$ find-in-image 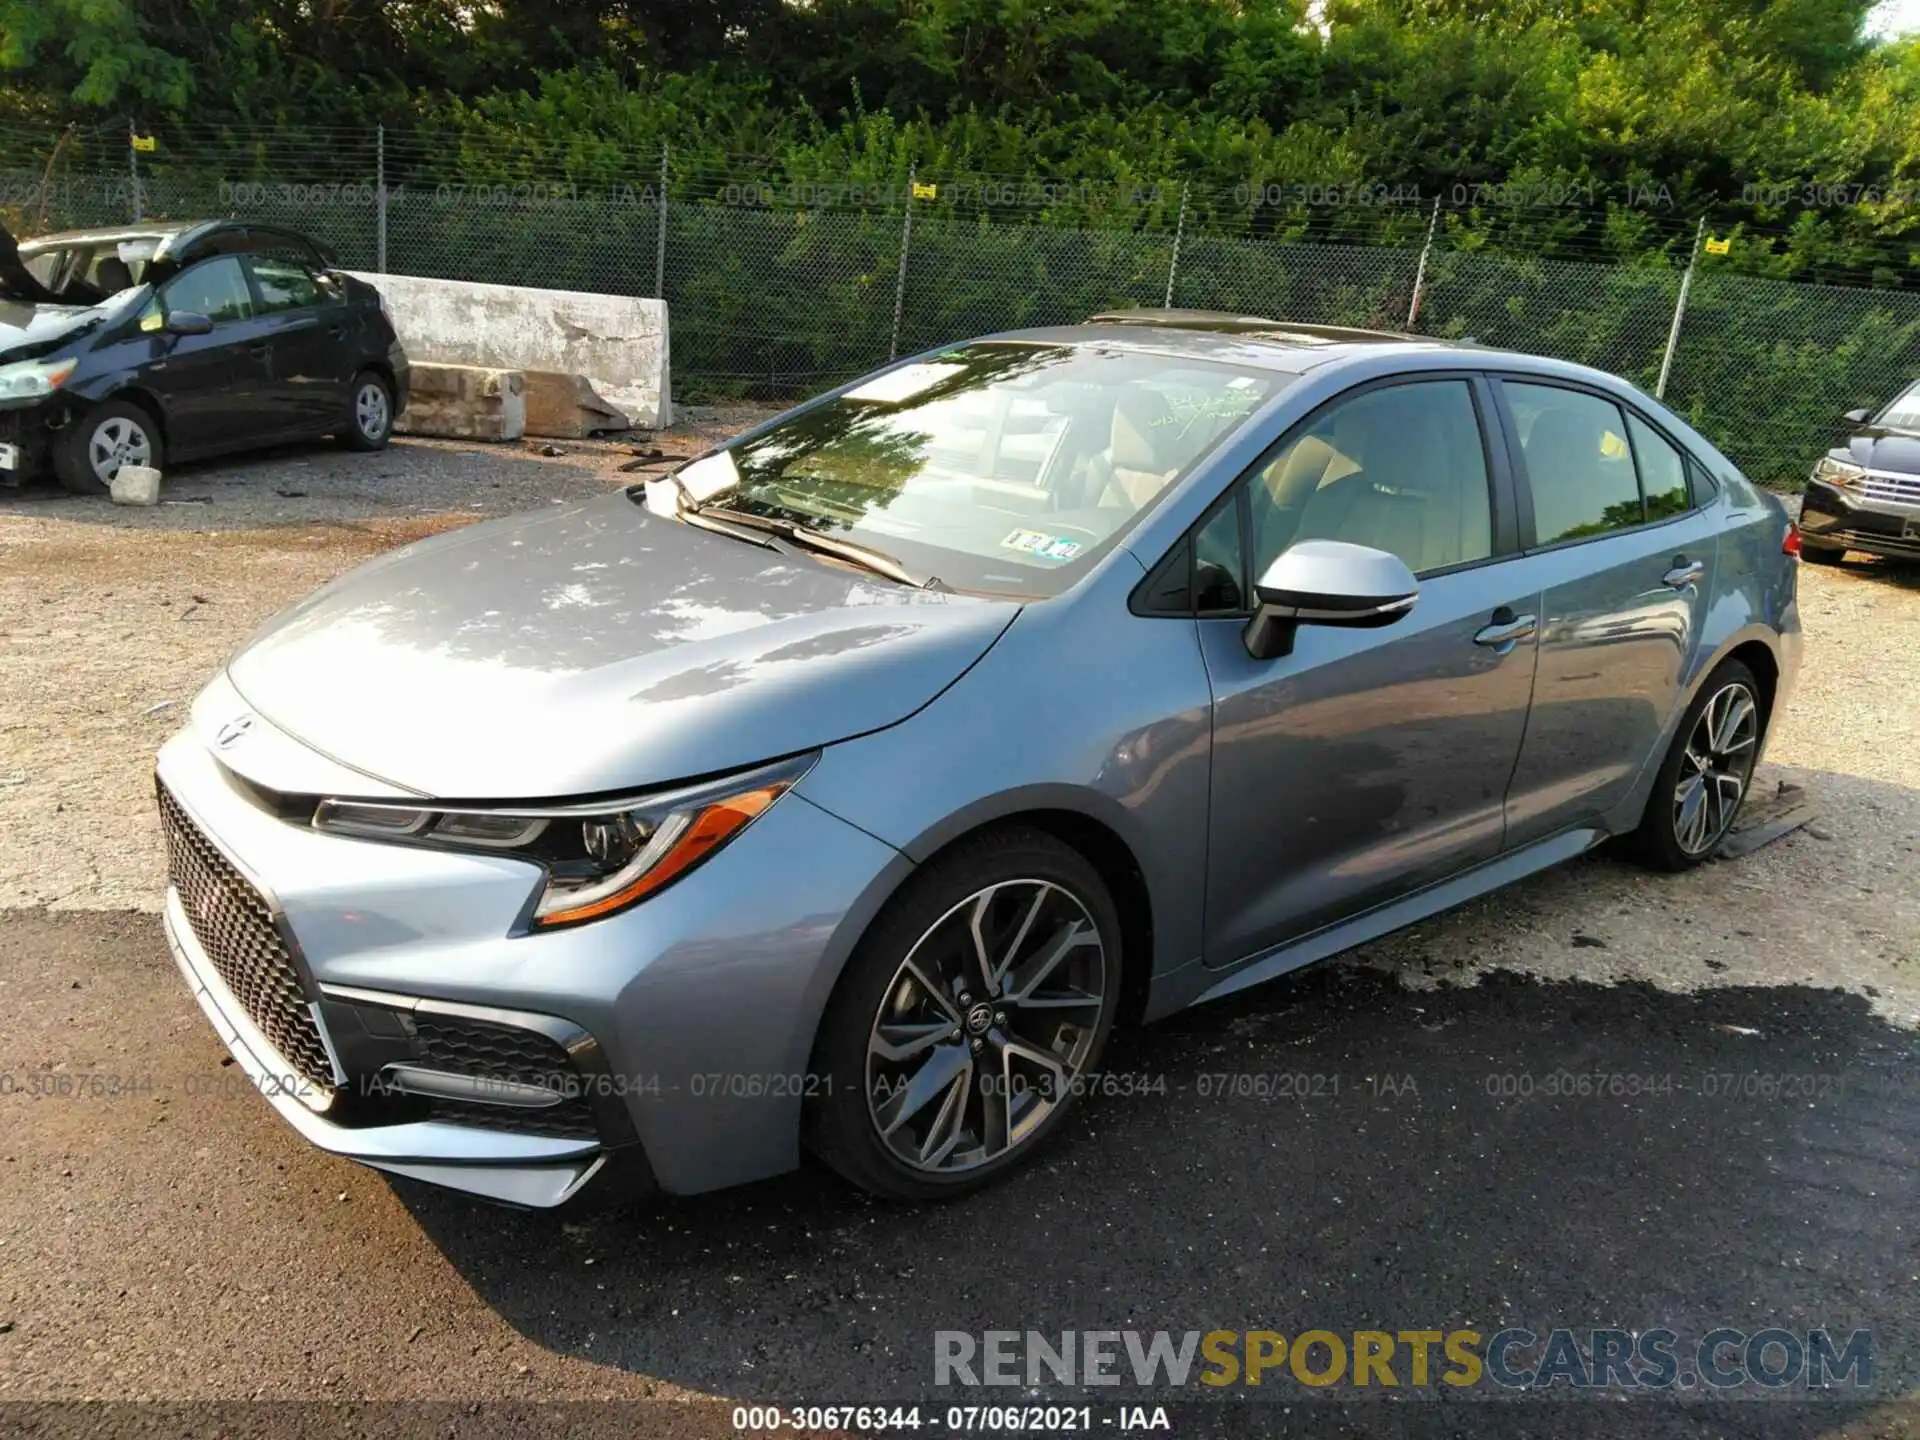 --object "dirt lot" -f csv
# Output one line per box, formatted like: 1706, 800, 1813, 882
2, 437, 1919, 1426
